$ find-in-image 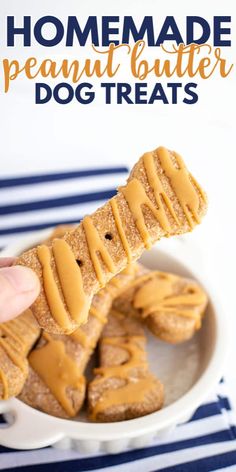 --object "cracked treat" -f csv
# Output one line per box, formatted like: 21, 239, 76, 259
113, 269, 208, 343
16, 146, 207, 334
88, 309, 164, 422
0, 309, 40, 400
19, 265, 140, 418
